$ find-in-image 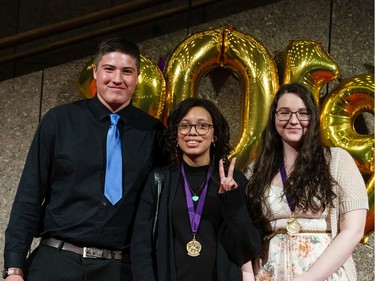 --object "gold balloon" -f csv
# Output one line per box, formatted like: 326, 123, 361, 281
76, 60, 96, 99
164, 27, 279, 169
283, 40, 339, 103
76, 55, 166, 120
163, 28, 224, 118
320, 74, 374, 173
134, 54, 166, 120
320, 73, 374, 241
